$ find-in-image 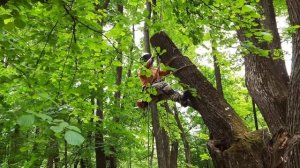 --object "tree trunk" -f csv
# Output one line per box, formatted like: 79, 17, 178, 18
144, 0, 152, 53
260, 0, 289, 84
174, 106, 192, 167
95, 96, 106, 168
144, 2, 170, 167
150, 31, 272, 167
169, 141, 179, 168
47, 138, 60, 168
211, 40, 224, 96
213, 55, 223, 97
107, 4, 124, 168
237, 29, 288, 134
162, 128, 170, 168
150, 101, 168, 168
284, 0, 300, 167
